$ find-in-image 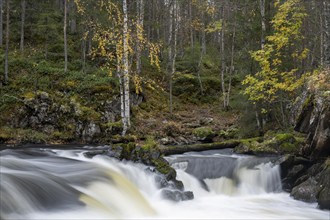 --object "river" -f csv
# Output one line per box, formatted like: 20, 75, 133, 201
1, 146, 329, 219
